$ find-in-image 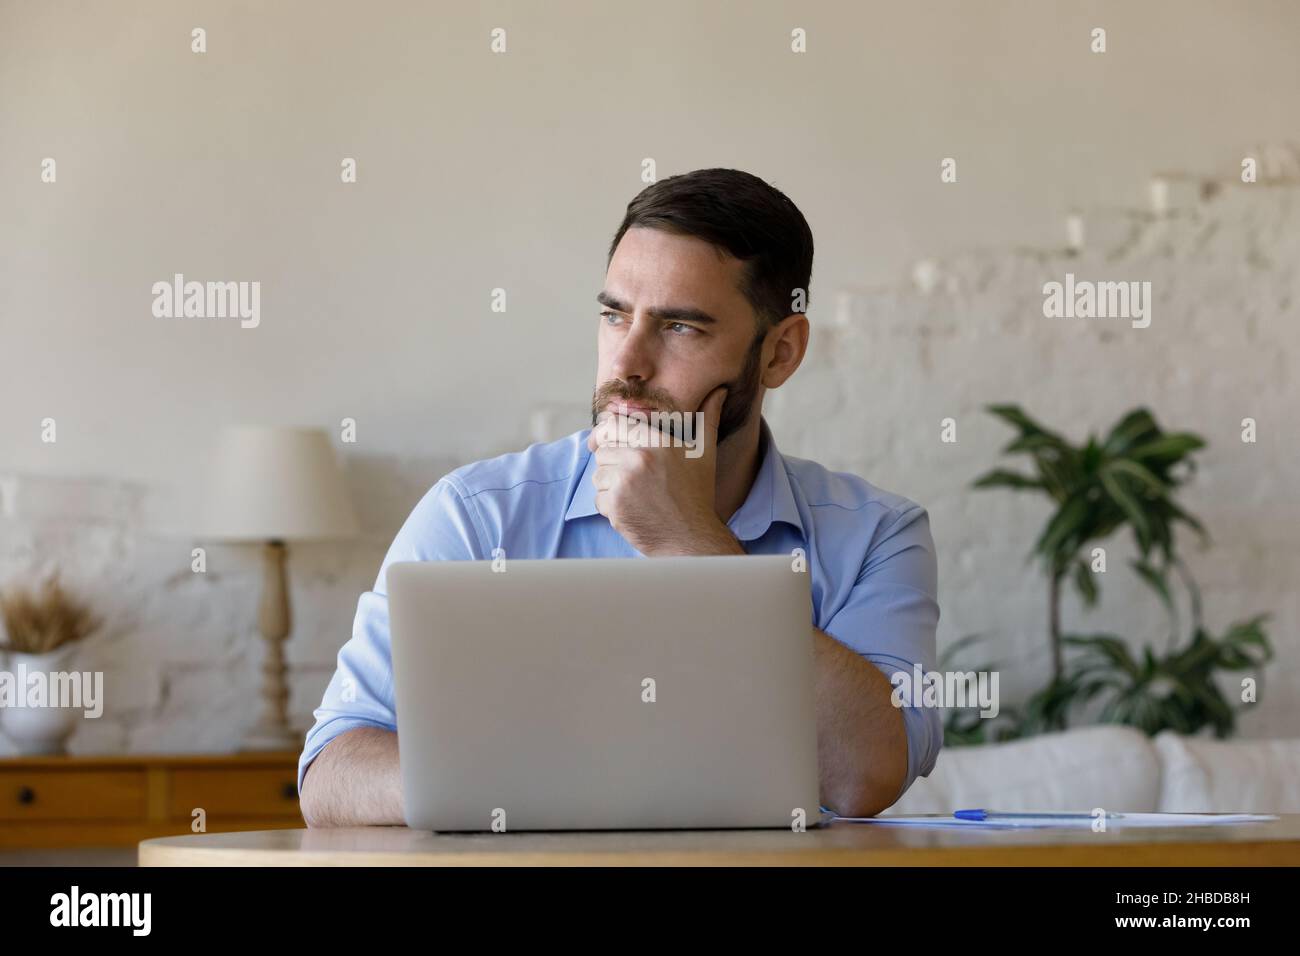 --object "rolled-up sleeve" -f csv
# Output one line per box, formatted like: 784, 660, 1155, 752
820, 504, 942, 807
297, 477, 486, 792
